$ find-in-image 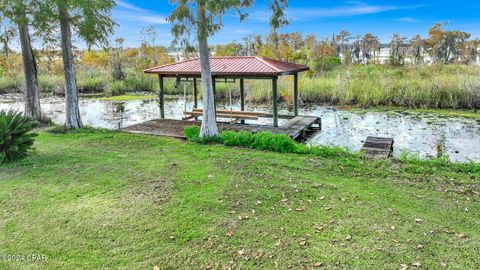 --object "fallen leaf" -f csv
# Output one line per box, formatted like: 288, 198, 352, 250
345, 235, 352, 241
281, 198, 289, 203
226, 230, 235, 237
315, 226, 324, 232
456, 233, 467, 239
238, 249, 245, 255
319, 196, 325, 200
440, 262, 447, 267
324, 207, 332, 210
274, 239, 282, 247
314, 262, 323, 267
299, 240, 306, 246
400, 264, 409, 270
416, 244, 424, 250
256, 200, 262, 205
391, 226, 396, 230
295, 208, 305, 212
153, 266, 160, 270
411, 262, 421, 267
415, 218, 423, 223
